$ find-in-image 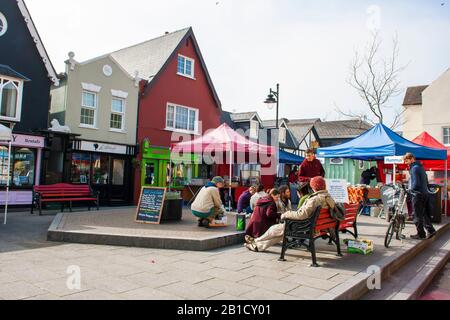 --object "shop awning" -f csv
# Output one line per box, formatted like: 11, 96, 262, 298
317, 124, 447, 161
171, 123, 275, 157
407, 132, 449, 171
279, 150, 305, 164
